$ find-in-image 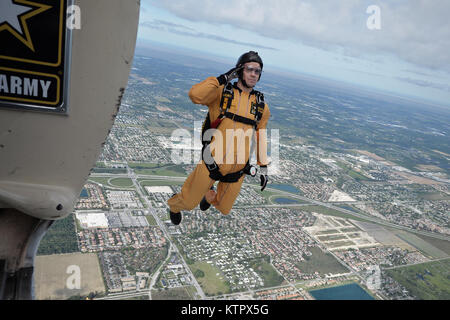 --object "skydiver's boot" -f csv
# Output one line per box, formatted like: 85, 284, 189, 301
169, 193, 182, 225
199, 197, 210, 211
200, 187, 216, 211
170, 210, 182, 225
